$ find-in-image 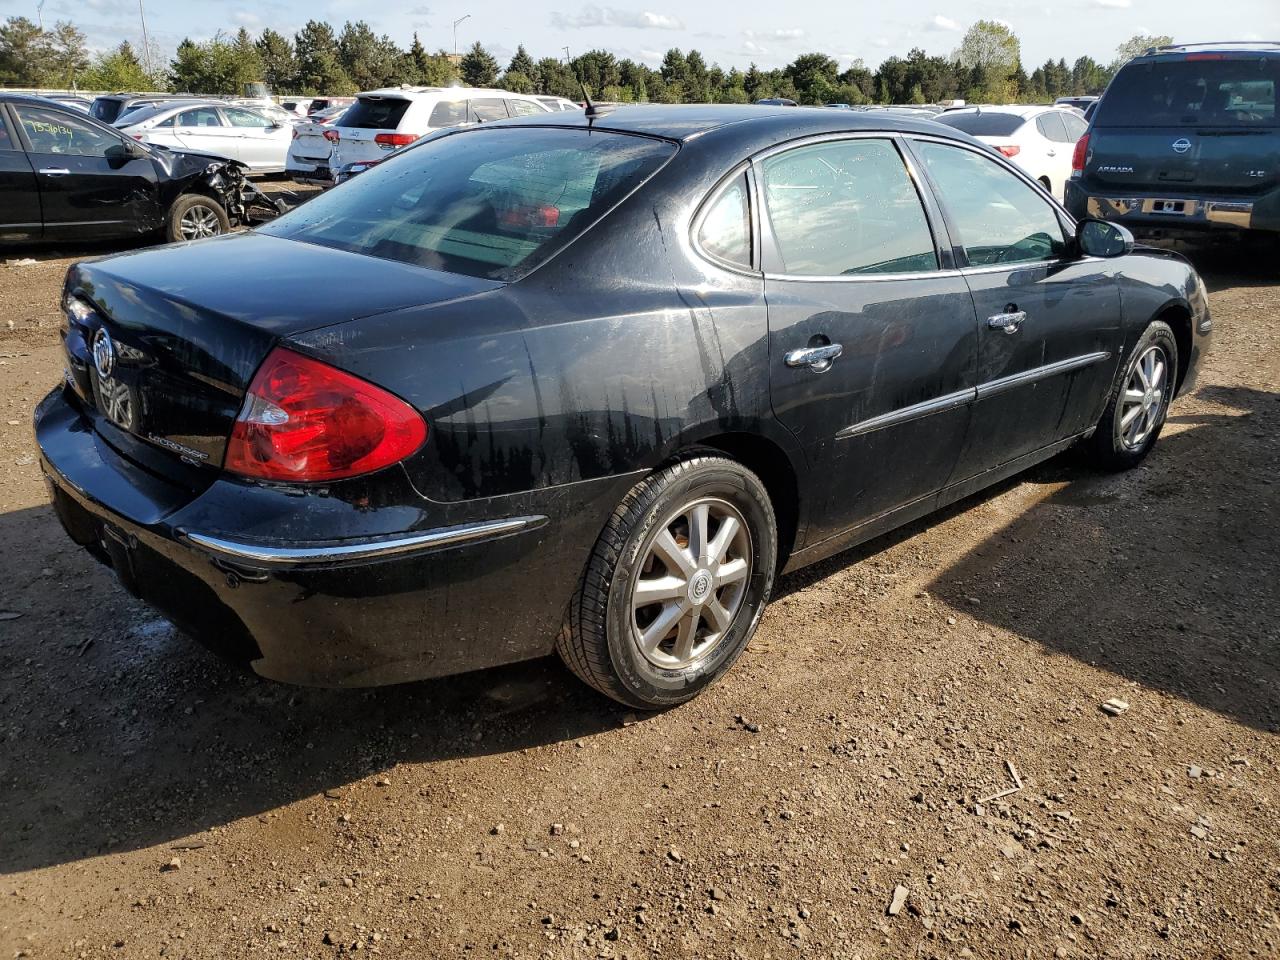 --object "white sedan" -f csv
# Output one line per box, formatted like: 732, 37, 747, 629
116, 101, 294, 174
934, 105, 1088, 201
